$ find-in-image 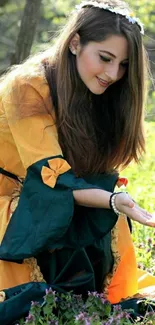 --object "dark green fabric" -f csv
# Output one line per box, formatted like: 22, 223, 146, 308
0, 282, 62, 325
37, 243, 113, 294
114, 298, 155, 320
0, 155, 120, 323
0, 155, 118, 262
0, 156, 154, 324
